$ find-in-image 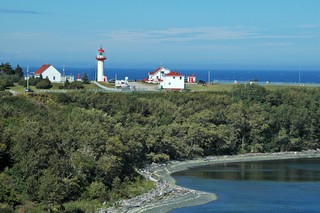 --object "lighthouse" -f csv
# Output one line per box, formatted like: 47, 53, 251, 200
96, 47, 107, 82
